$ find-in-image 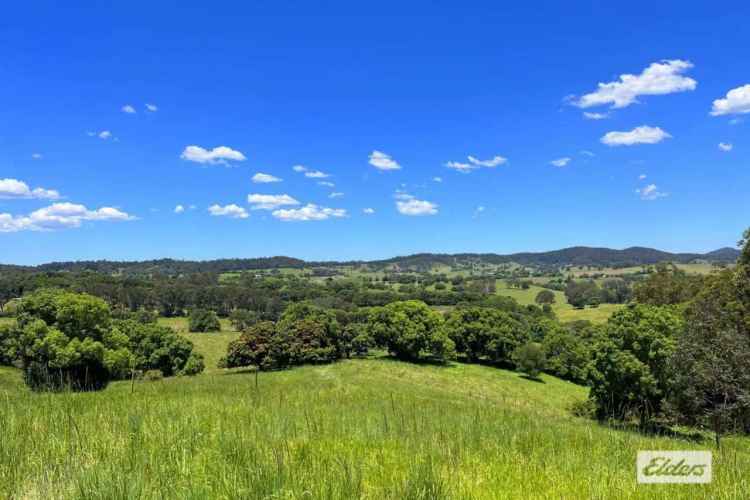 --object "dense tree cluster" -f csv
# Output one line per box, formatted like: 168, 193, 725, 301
0, 289, 204, 391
